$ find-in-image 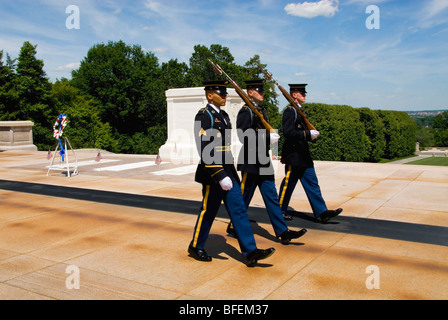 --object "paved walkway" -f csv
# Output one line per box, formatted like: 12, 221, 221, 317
0, 149, 447, 301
